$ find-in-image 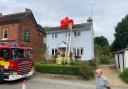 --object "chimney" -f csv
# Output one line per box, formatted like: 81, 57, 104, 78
0, 13, 2, 17
25, 8, 32, 13
87, 17, 93, 23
